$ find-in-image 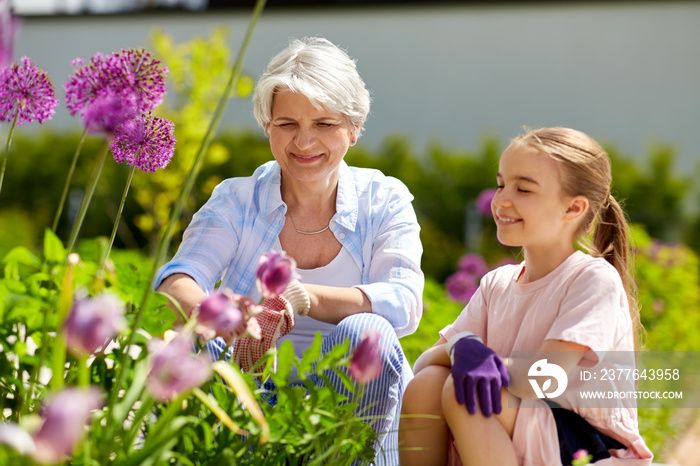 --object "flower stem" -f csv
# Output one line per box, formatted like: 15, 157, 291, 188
52, 127, 89, 233
104, 0, 267, 421
104, 165, 136, 263
0, 112, 19, 196
66, 137, 111, 254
